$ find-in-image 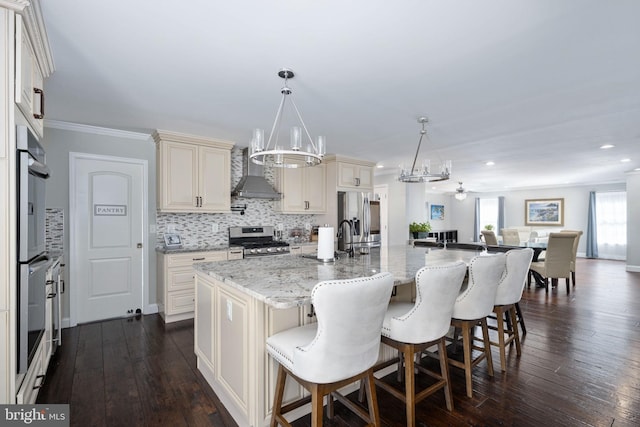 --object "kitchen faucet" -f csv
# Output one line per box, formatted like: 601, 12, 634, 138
337, 219, 355, 257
